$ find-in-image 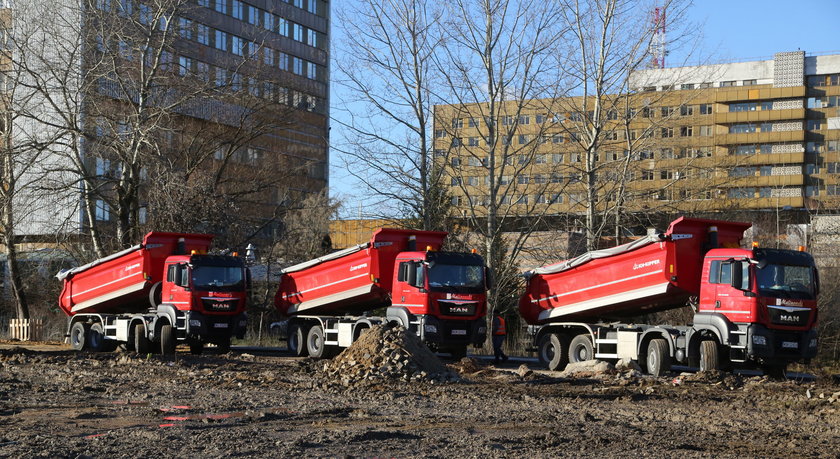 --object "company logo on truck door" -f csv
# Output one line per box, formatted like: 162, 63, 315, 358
349, 263, 368, 272
633, 259, 660, 270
